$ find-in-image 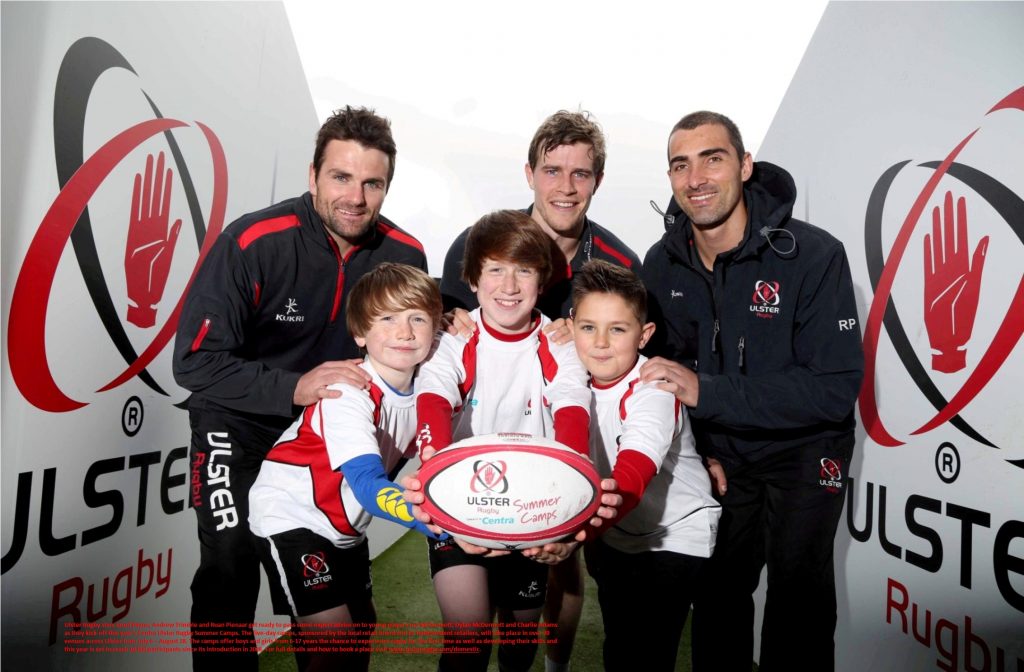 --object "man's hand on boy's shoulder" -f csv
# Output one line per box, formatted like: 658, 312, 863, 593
639, 356, 700, 408
542, 317, 571, 345
293, 359, 371, 406
443, 307, 477, 339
